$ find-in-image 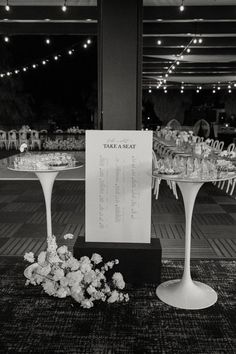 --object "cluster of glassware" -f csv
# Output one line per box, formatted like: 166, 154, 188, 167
13, 152, 76, 170
154, 156, 235, 180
